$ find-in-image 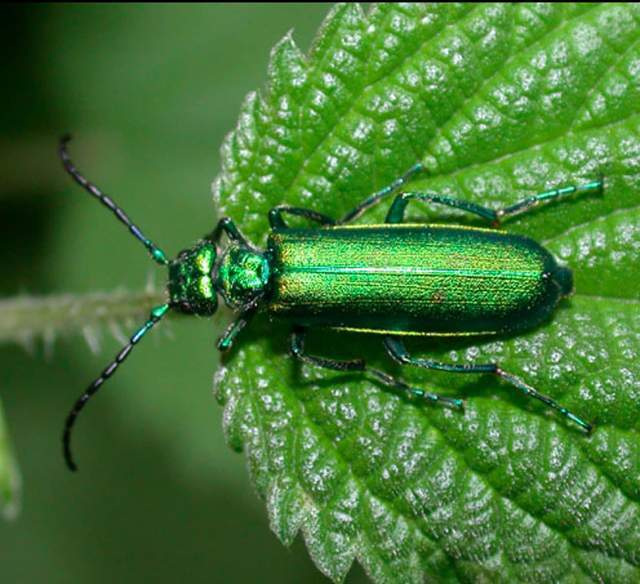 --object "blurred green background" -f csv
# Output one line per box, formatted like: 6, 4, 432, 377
0, 4, 369, 582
